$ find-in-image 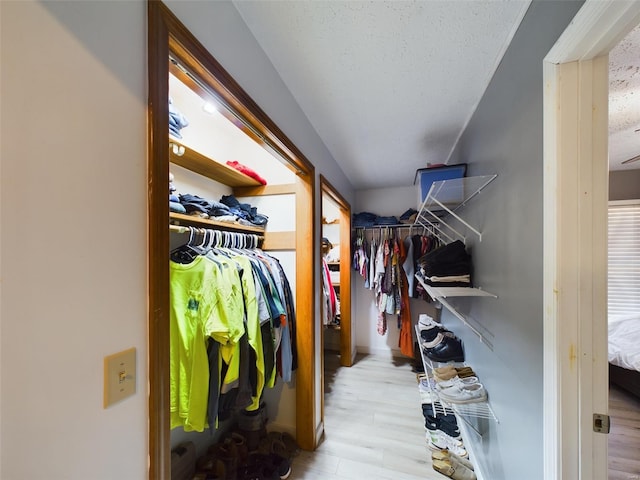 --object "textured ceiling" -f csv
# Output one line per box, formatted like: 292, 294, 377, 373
234, 0, 531, 189
609, 23, 640, 170
234, 2, 639, 187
